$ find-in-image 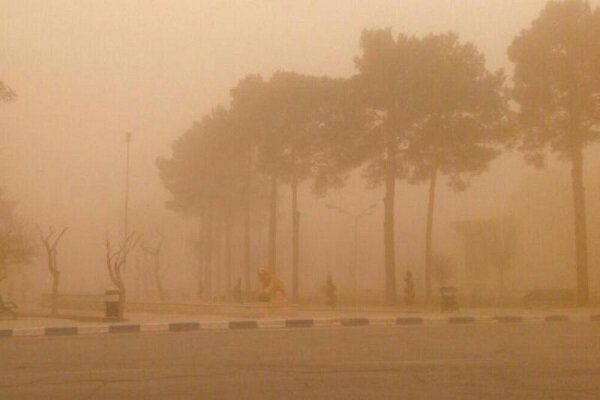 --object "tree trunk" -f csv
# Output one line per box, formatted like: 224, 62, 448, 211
204, 201, 214, 300
153, 251, 164, 301
214, 218, 222, 298
243, 145, 252, 295
51, 271, 60, 316
570, 143, 589, 305
196, 215, 205, 298
291, 175, 300, 303
243, 205, 251, 295
224, 204, 232, 298
383, 139, 397, 305
424, 167, 438, 301
143, 261, 151, 300
352, 216, 358, 293
268, 174, 278, 272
